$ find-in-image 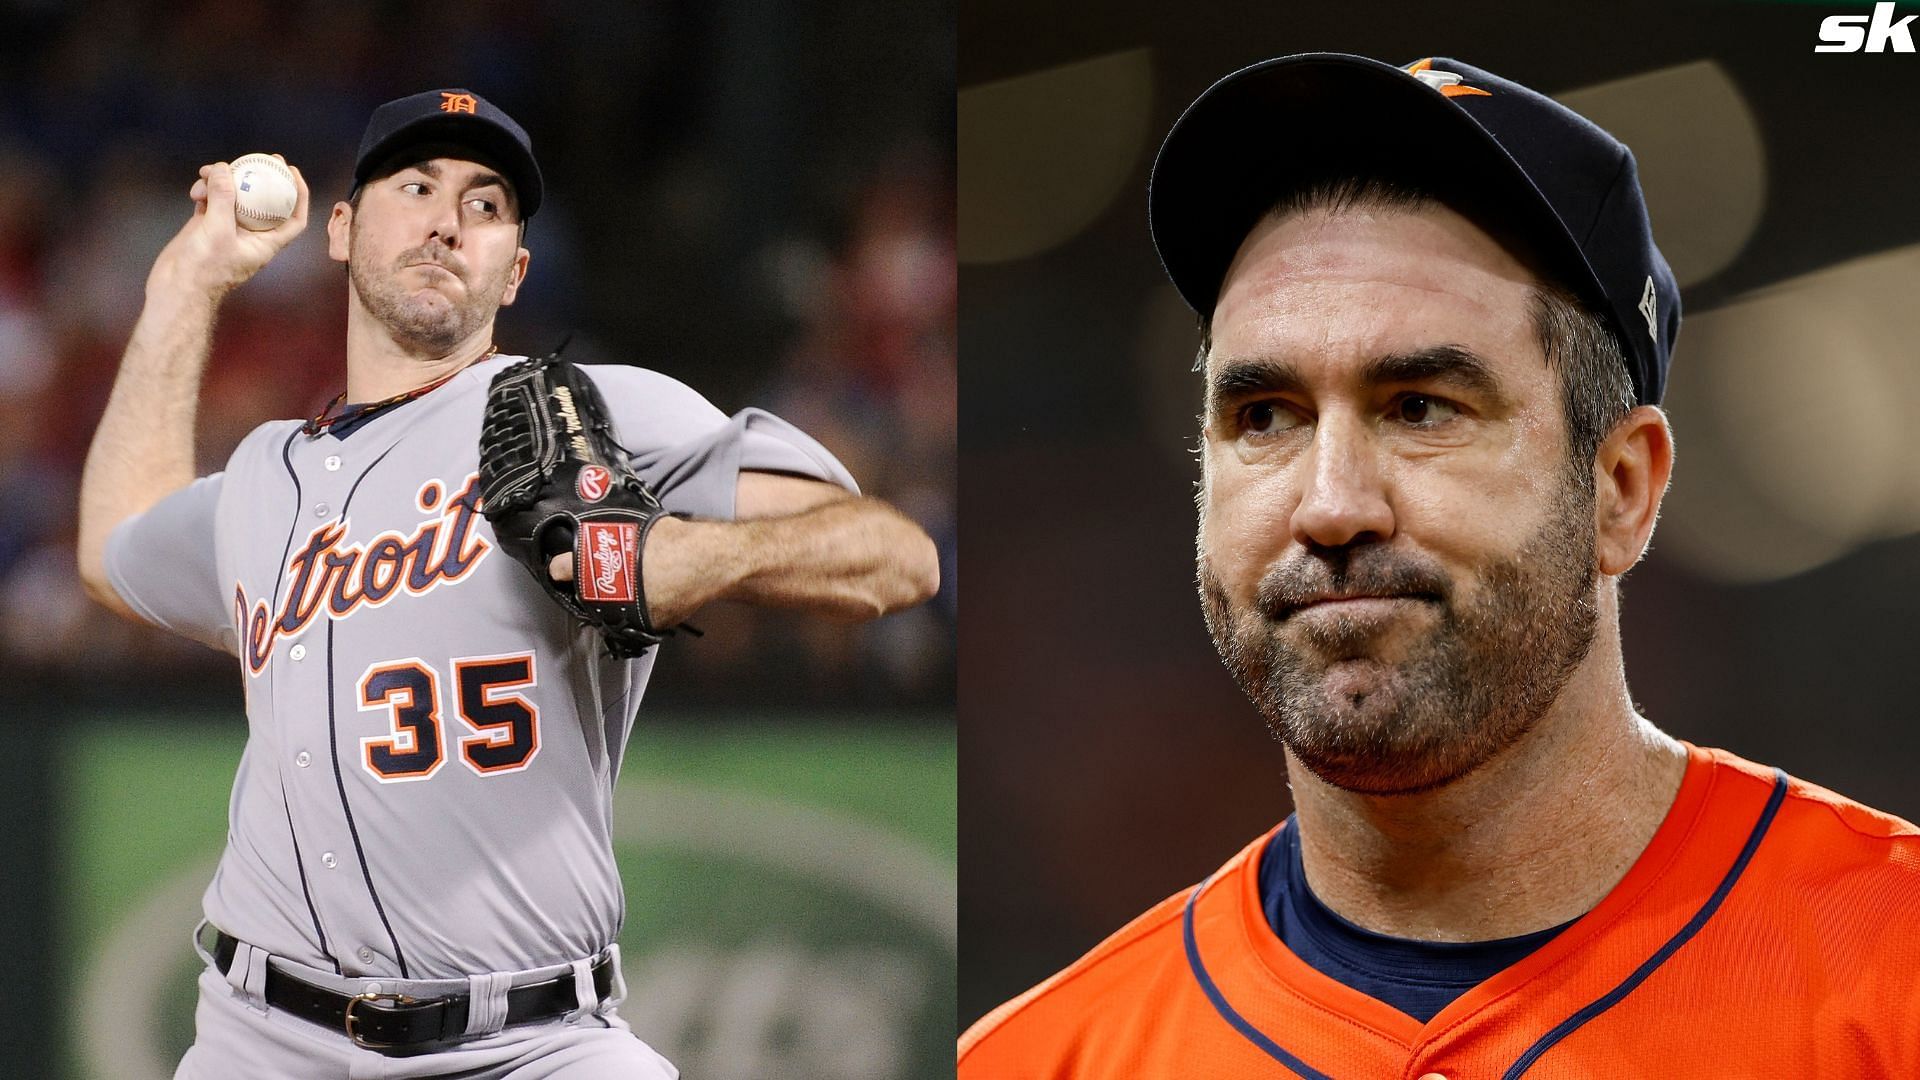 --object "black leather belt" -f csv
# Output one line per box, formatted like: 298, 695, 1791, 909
211, 929, 615, 1052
